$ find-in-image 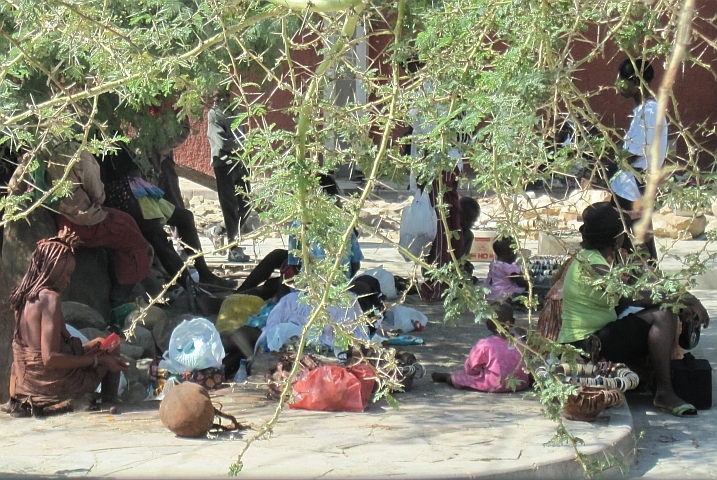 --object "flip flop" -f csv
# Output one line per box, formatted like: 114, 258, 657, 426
655, 403, 698, 417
